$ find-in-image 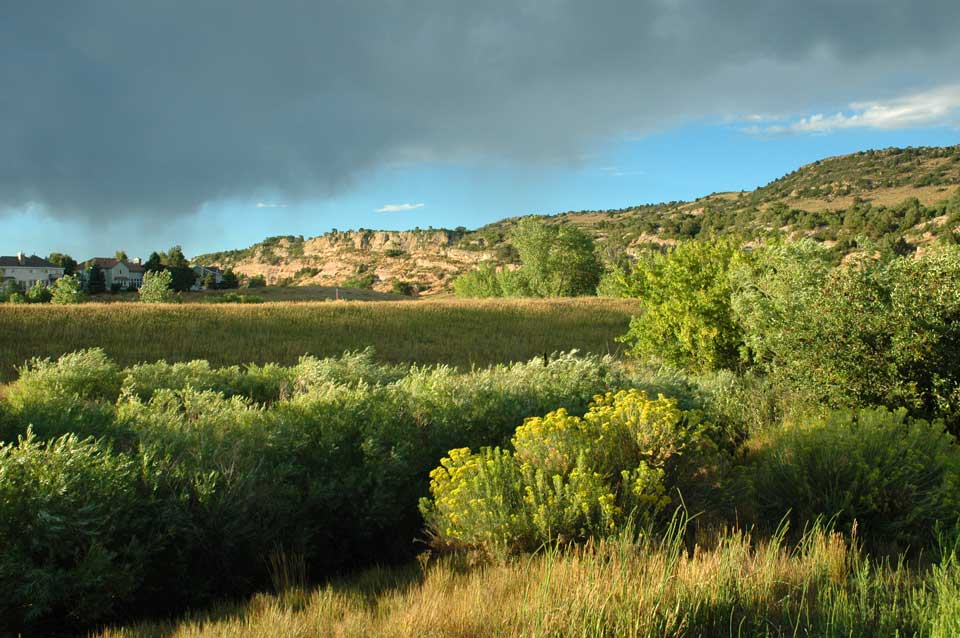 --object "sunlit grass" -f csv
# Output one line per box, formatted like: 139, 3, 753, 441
100, 522, 960, 638
0, 298, 639, 381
